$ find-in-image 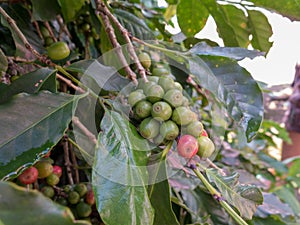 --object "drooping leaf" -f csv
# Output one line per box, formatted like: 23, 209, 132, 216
189, 42, 265, 60
0, 68, 57, 103
0, 4, 44, 58
0, 181, 90, 225
57, 0, 85, 22
177, 0, 209, 37
201, 0, 240, 46
147, 153, 179, 225
247, 9, 273, 53
206, 169, 263, 219
92, 110, 154, 225
255, 192, 294, 218
274, 186, 300, 216
188, 55, 263, 141
113, 9, 154, 40
66, 59, 131, 93
0, 91, 87, 179
31, 0, 60, 21
218, 4, 250, 48
249, 0, 300, 21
